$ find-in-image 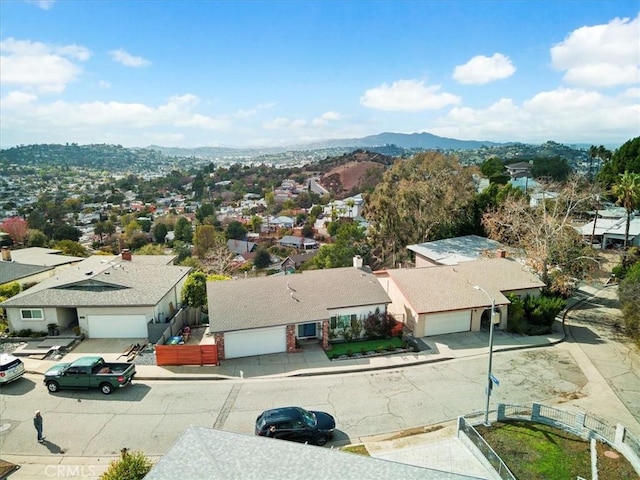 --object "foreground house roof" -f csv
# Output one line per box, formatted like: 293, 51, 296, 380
0, 254, 190, 308
208, 266, 391, 332
144, 426, 477, 480
382, 258, 545, 314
